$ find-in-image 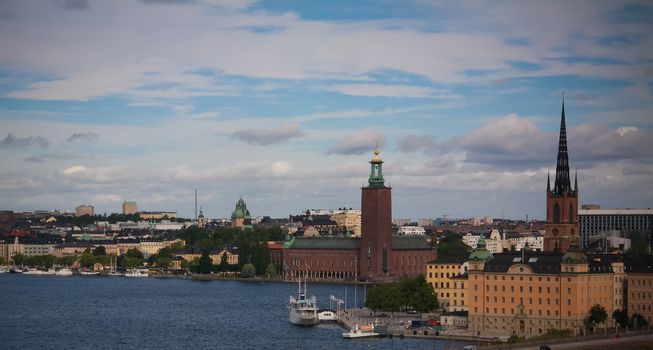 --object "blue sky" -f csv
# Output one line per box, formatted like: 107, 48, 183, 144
0, 0, 652, 220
